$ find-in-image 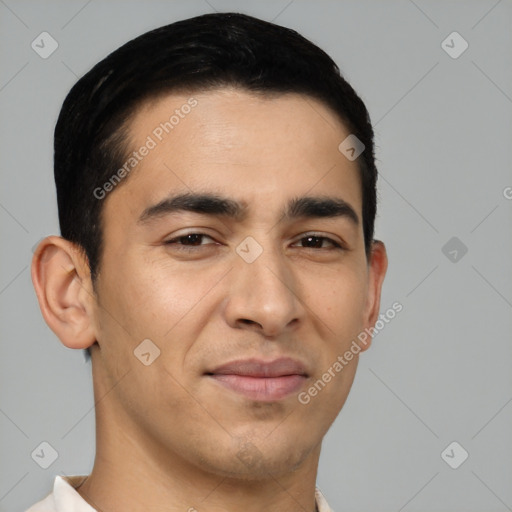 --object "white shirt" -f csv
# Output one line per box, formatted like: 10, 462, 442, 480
25, 475, 335, 512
